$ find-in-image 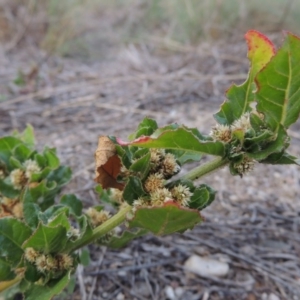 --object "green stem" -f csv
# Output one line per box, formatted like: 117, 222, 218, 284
71, 204, 132, 251
72, 158, 228, 252
181, 157, 229, 181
